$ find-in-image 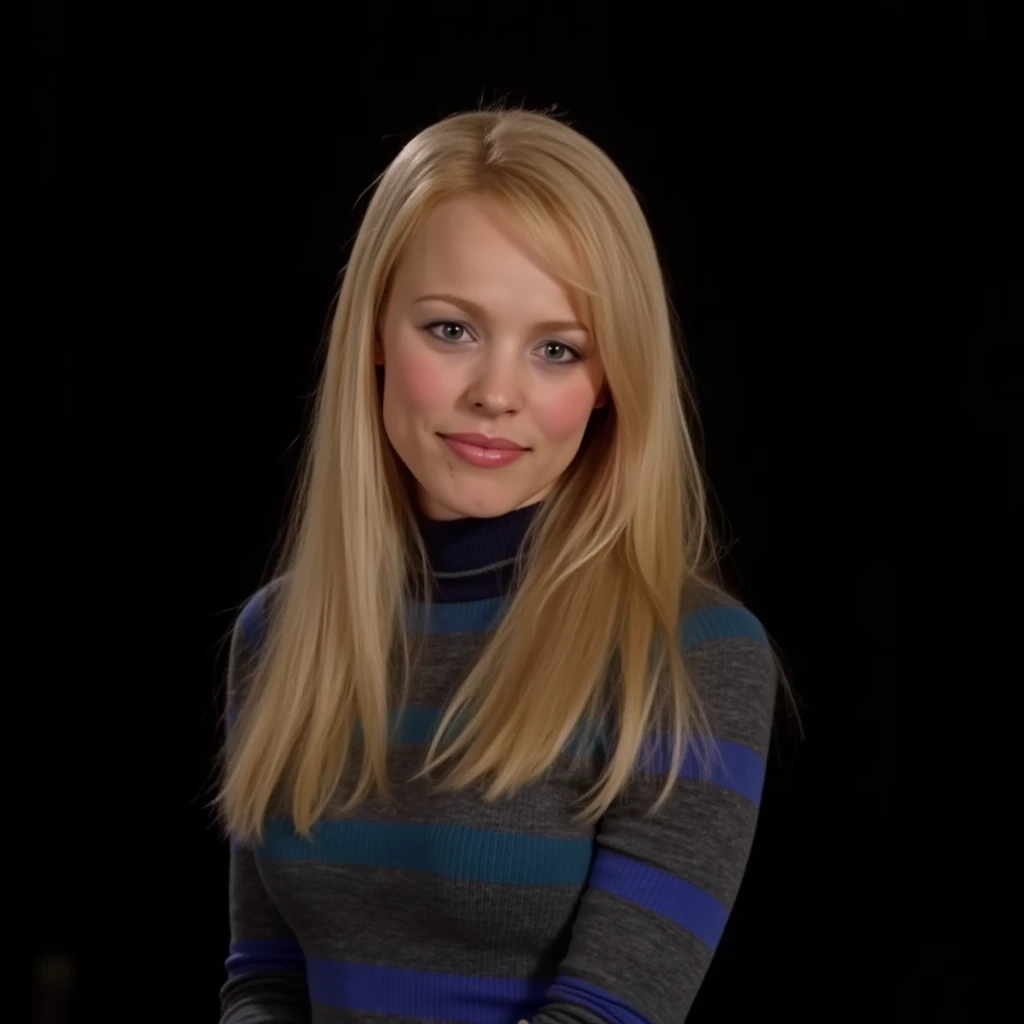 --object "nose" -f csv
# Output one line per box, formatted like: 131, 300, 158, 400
463, 344, 525, 415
